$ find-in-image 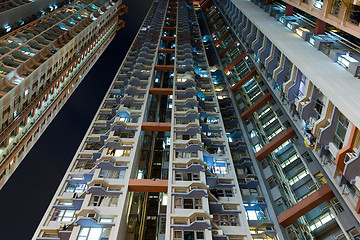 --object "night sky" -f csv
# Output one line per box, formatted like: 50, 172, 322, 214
0, 0, 153, 238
